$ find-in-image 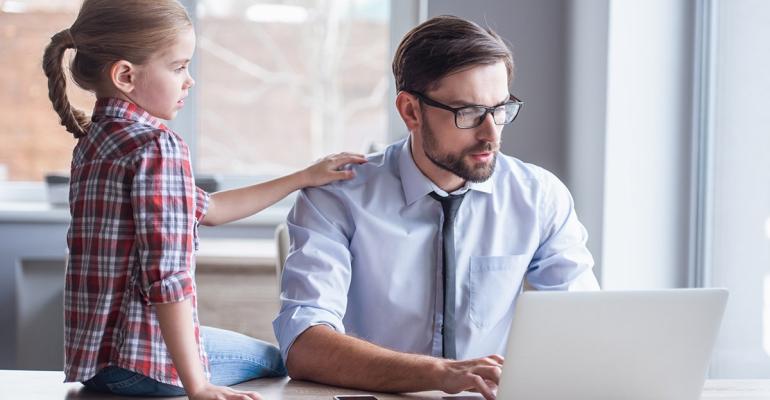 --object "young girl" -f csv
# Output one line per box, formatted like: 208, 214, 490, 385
42, 1, 366, 398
